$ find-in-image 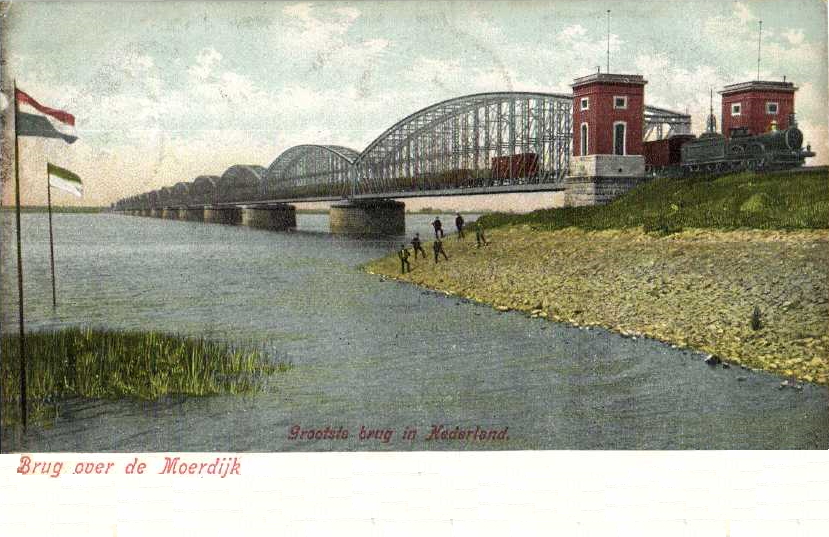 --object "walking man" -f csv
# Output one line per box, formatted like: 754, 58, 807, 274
398, 244, 411, 274
475, 221, 488, 248
431, 216, 444, 239
455, 213, 465, 240
433, 238, 449, 263
411, 232, 426, 259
